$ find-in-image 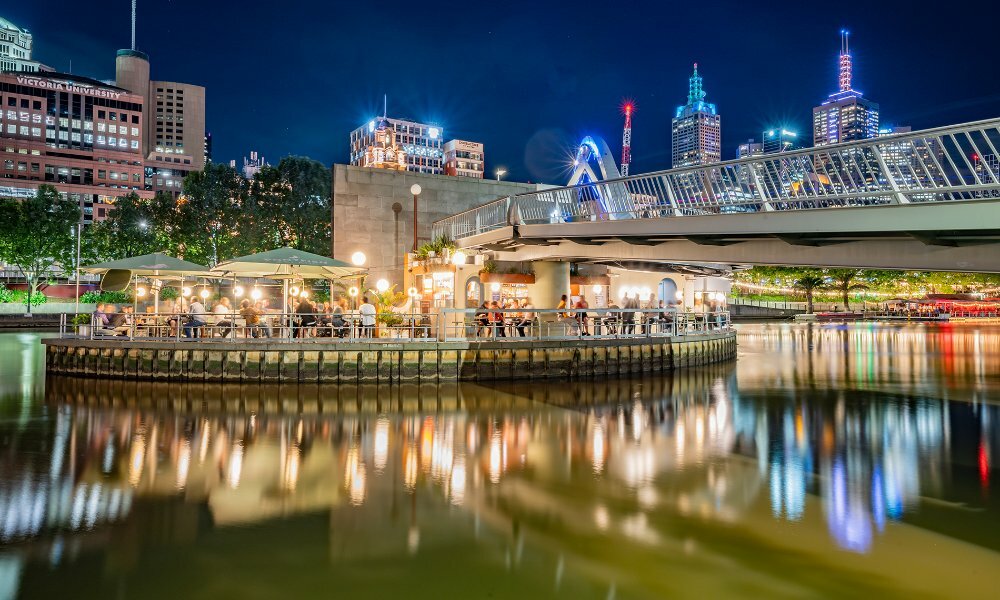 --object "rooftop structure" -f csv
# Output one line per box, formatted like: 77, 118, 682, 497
672, 64, 721, 167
